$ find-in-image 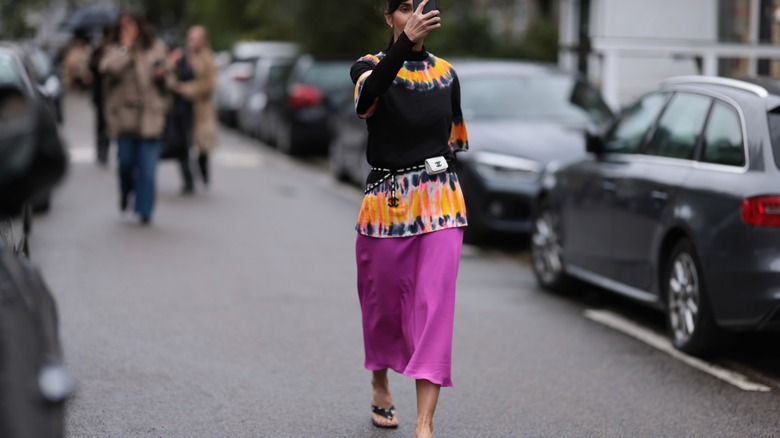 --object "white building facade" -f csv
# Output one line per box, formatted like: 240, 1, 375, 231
560, 0, 780, 108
